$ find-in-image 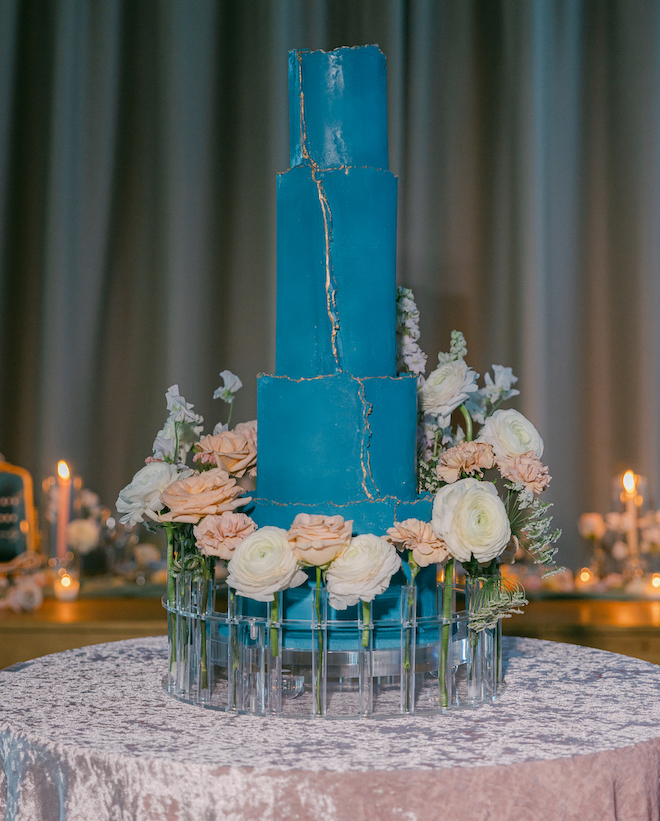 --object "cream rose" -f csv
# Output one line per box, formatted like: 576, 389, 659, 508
325, 534, 401, 610
477, 409, 544, 461
116, 461, 181, 526
194, 430, 257, 477
159, 468, 249, 523
66, 518, 101, 555
234, 420, 257, 447
193, 512, 257, 560
419, 360, 478, 426
288, 514, 353, 566
227, 526, 307, 602
578, 513, 607, 541
432, 477, 511, 564
386, 519, 449, 567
